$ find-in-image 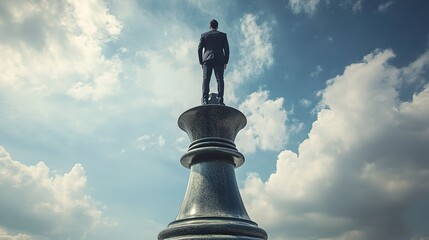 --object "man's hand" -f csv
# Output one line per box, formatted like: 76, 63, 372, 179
224, 64, 227, 69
